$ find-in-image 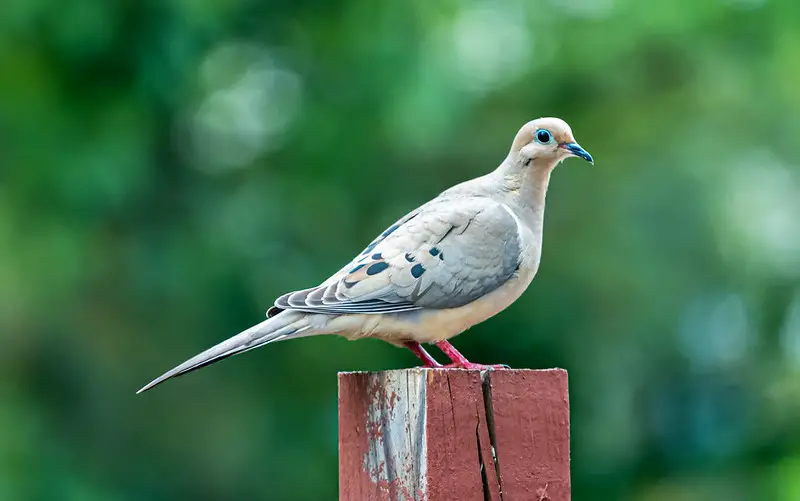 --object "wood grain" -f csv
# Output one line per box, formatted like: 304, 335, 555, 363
338, 368, 569, 501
